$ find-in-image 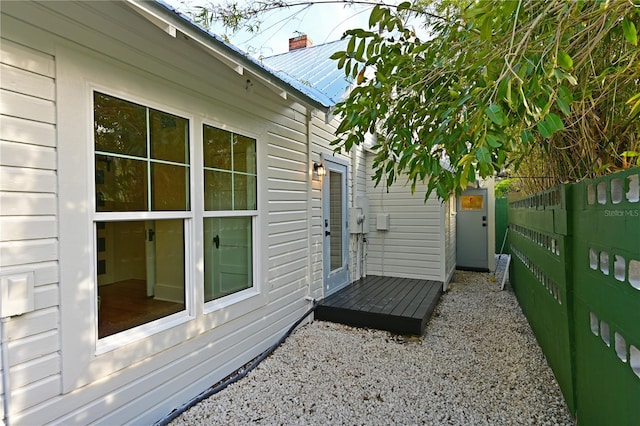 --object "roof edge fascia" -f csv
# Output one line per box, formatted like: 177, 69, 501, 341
126, 0, 331, 113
